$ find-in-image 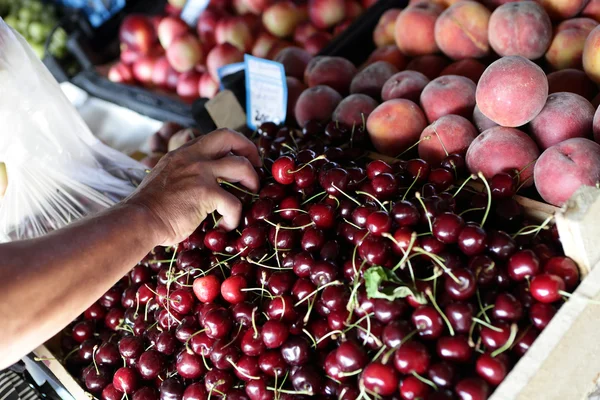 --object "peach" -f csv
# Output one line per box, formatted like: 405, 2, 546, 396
394, 2, 444, 56
176, 71, 201, 103
545, 18, 598, 70
246, 0, 274, 14
481, 0, 522, 8
350, 61, 399, 100
476, 56, 549, 127
108, 62, 134, 84
366, 99, 428, 156
215, 16, 254, 53
547, 69, 598, 101
274, 47, 313, 80
309, 0, 346, 29
420, 75, 477, 123
594, 102, 600, 142
132, 56, 157, 85
266, 41, 294, 59
439, 59, 486, 83
434, 1, 491, 60
151, 57, 176, 88
472, 105, 499, 133
157, 16, 188, 49
304, 56, 357, 95
206, 43, 244, 82
583, 25, 600, 83
488, 2, 553, 60
345, 0, 363, 20
332, 94, 379, 128
263, 2, 301, 38
381, 70, 430, 102
405, 55, 450, 80
537, 0, 590, 20
365, 45, 408, 70
582, 0, 600, 21
466, 126, 540, 186
373, 9, 402, 48
534, 138, 600, 206
198, 73, 219, 98
251, 32, 278, 58
166, 33, 203, 73
287, 77, 308, 123
294, 22, 319, 45
529, 92, 595, 150
294, 85, 343, 127
196, 8, 227, 50
418, 115, 479, 165
304, 32, 333, 55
